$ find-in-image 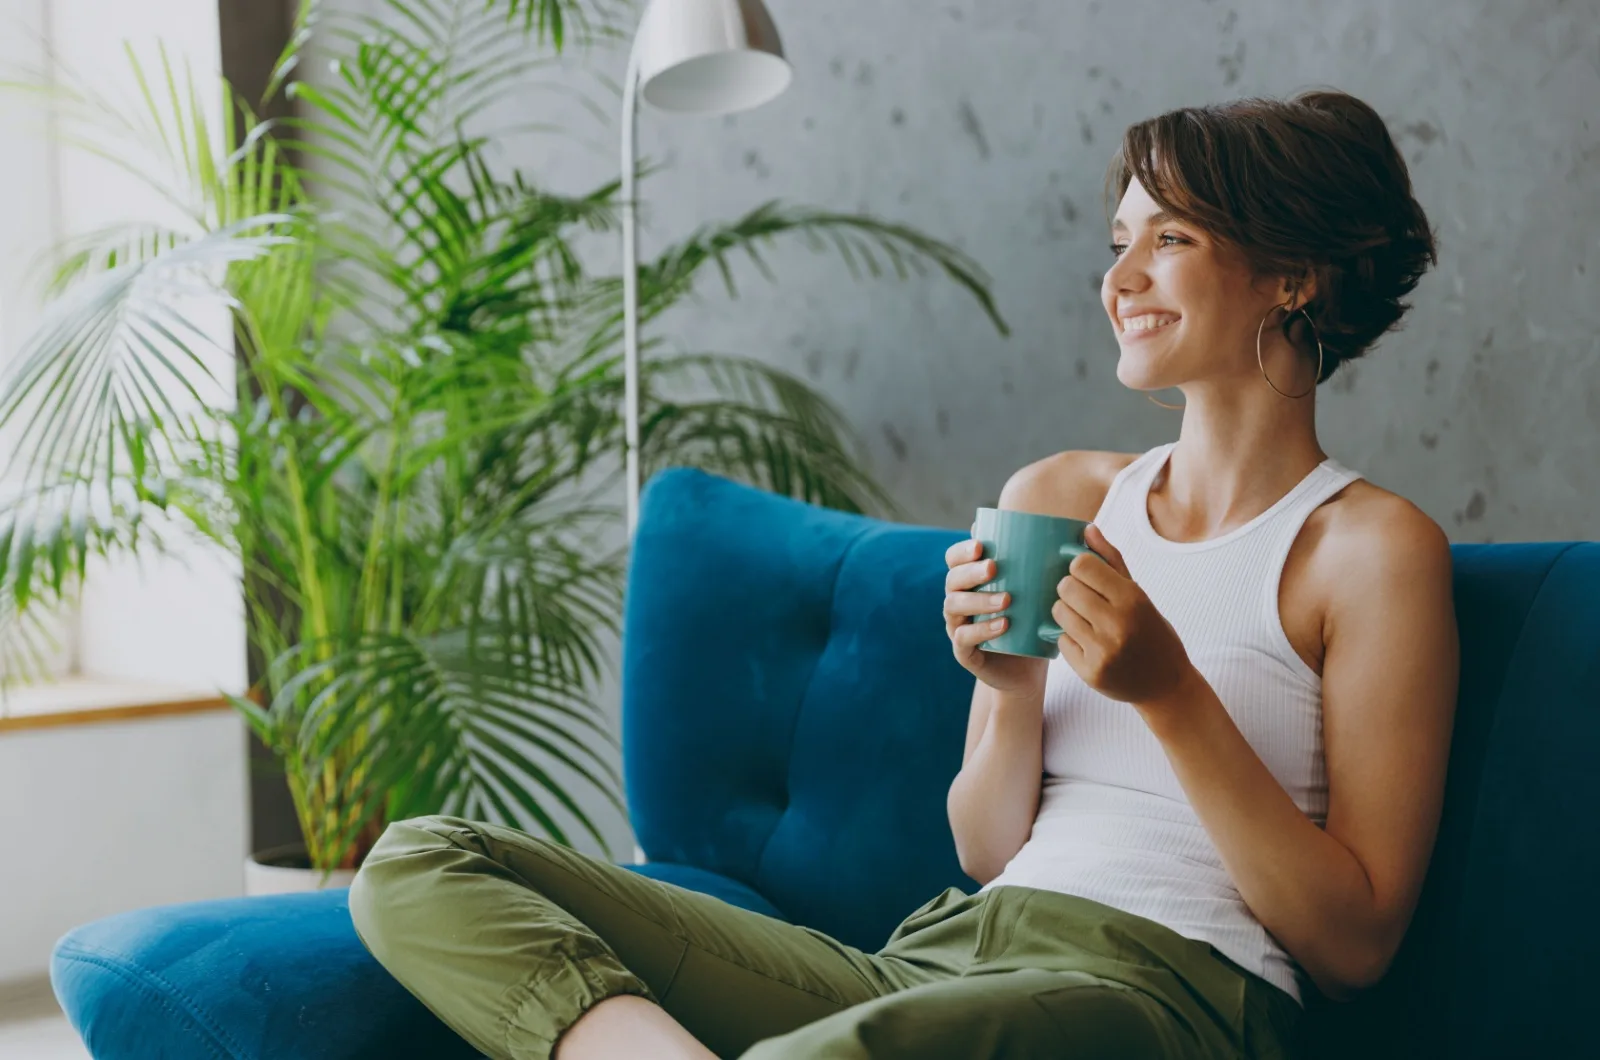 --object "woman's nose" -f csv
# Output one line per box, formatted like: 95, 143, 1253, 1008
1106, 247, 1150, 293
